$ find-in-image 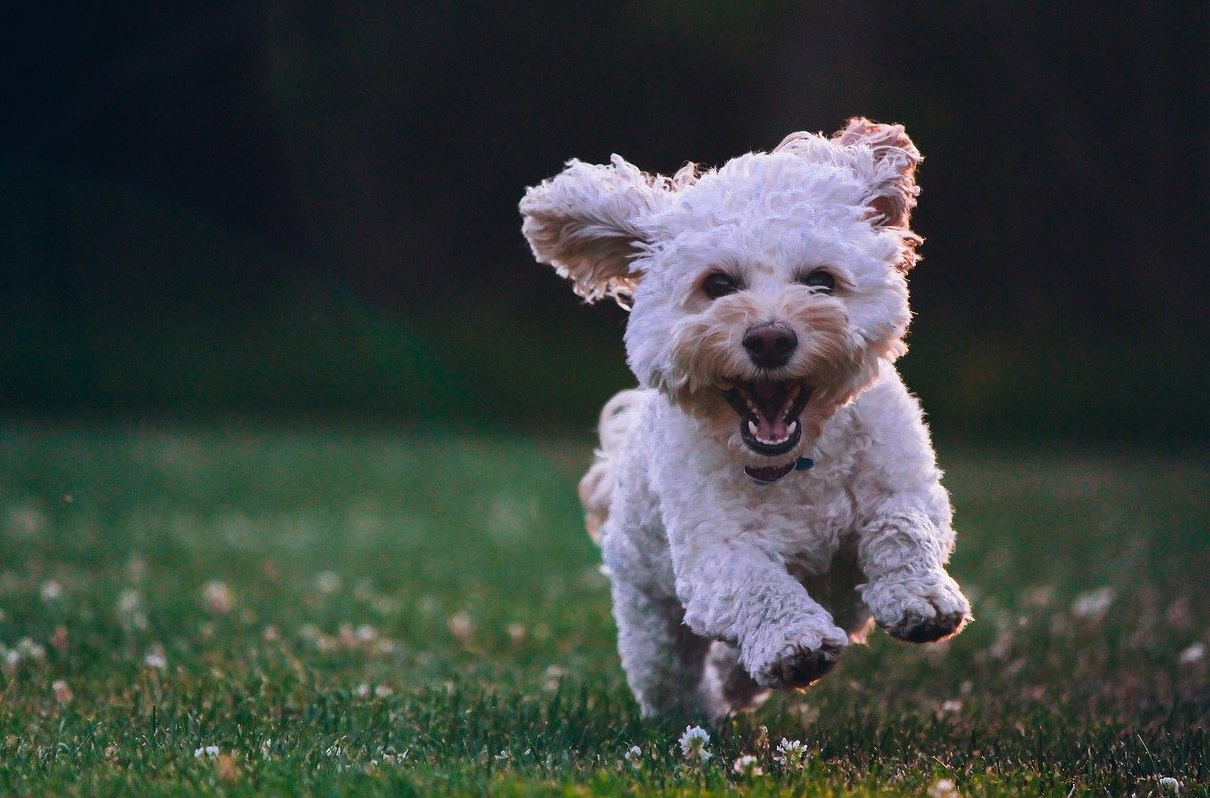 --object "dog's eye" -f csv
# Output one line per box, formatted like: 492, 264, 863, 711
799, 270, 835, 294
702, 272, 741, 299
